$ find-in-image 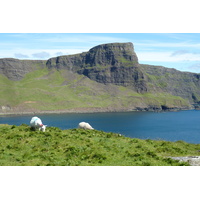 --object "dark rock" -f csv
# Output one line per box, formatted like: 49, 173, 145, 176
46, 53, 87, 71
47, 42, 148, 93
84, 42, 138, 68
